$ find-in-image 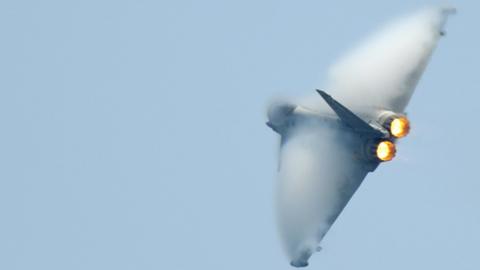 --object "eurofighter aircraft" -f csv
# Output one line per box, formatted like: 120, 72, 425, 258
267, 7, 454, 267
